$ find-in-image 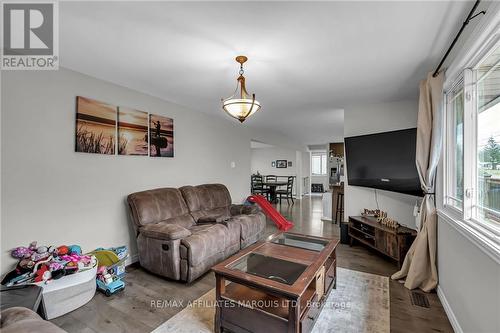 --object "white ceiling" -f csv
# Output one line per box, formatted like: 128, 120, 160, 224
60, 1, 471, 145
251, 140, 275, 149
